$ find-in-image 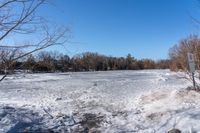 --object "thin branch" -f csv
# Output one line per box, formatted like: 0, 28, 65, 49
0, 74, 7, 81
0, 0, 45, 41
